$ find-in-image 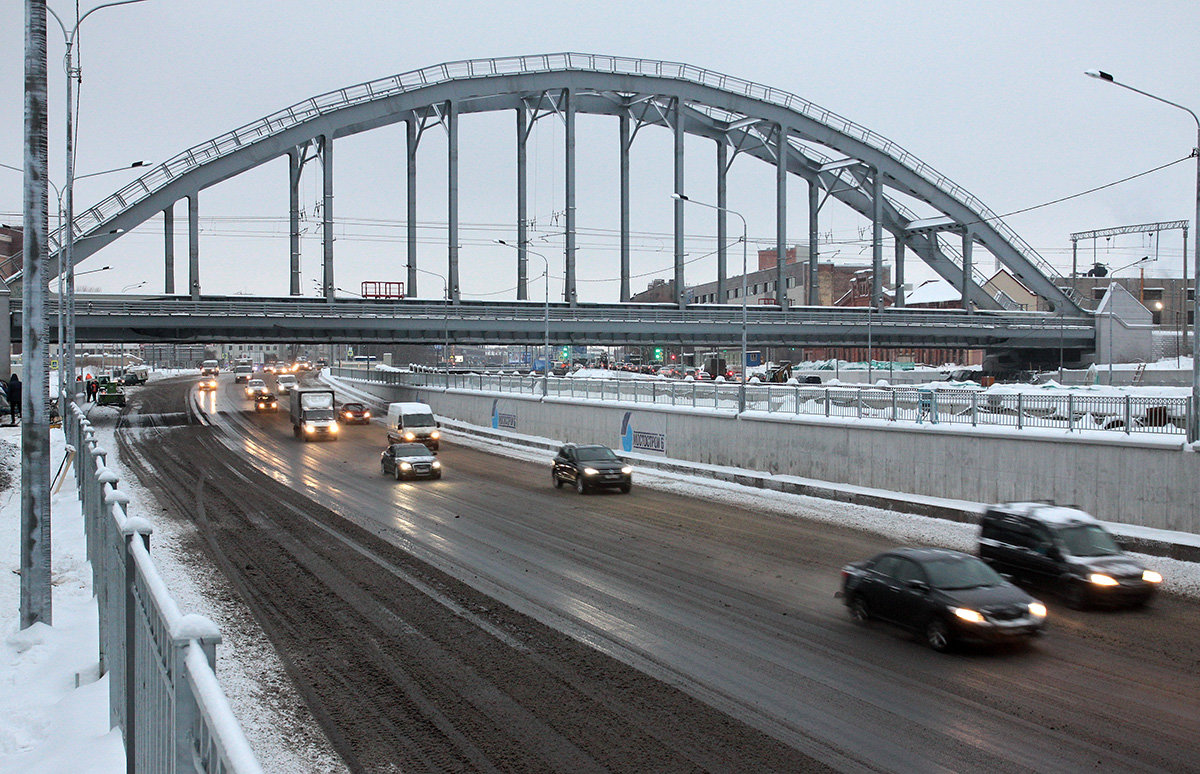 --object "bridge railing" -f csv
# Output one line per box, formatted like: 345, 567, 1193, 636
64, 400, 264, 774
54, 53, 1057, 290
340, 366, 1190, 437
